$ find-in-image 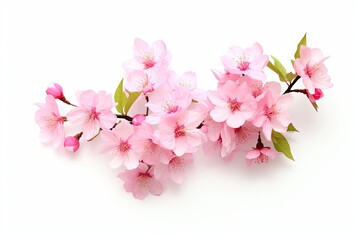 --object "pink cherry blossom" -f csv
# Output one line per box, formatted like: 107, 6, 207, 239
252, 92, 293, 141
211, 69, 241, 87
66, 90, 116, 140
64, 135, 80, 152
119, 163, 163, 199
145, 84, 192, 124
35, 95, 65, 148
294, 46, 332, 94
167, 71, 207, 101
232, 121, 258, 147
154, 153, 193, 184
202, 116, 236, 159
101, 121, 140, 170
307, 88, 324, 103
208, 81, 257, 128
123, 38, 171, 72
131, 123, 173, 165
125, 70, 167, 96
46, 83, 64, 99
246, 147, 276, 167
132, 114, 146, 126
155, 110, 206, 156
220, 43, 268, 81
